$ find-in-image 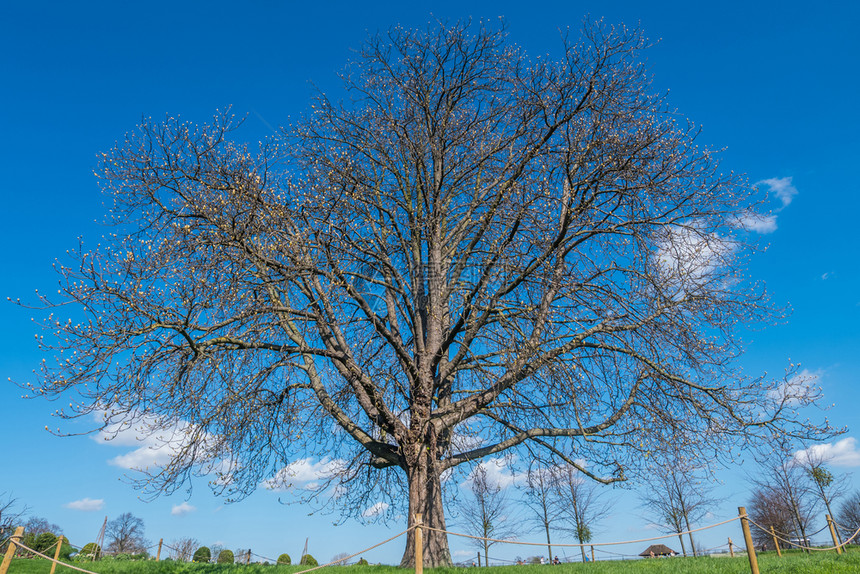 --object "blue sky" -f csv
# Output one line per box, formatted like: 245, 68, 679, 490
2, 0, 859, 565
